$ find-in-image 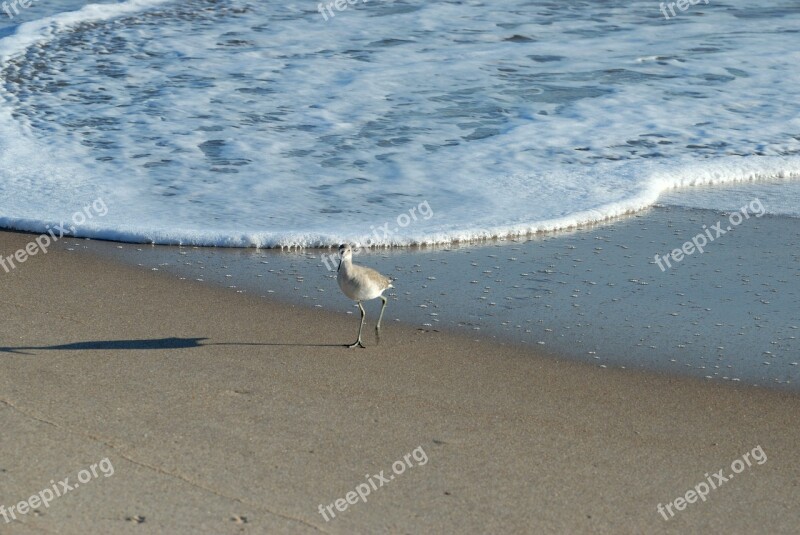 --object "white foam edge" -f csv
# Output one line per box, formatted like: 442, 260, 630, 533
0, 156, 797, 249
